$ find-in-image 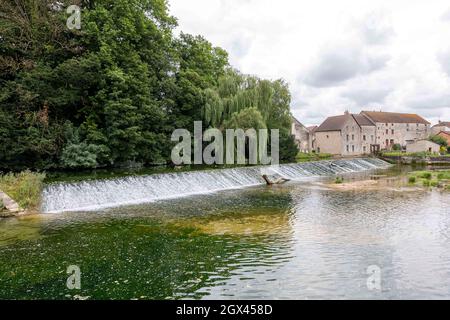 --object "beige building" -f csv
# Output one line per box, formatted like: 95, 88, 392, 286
406, 140, 440, 153
314, 112, 375, 156
314, 110, 431, 156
